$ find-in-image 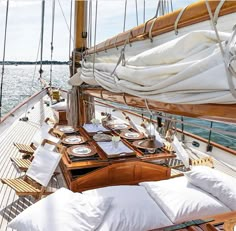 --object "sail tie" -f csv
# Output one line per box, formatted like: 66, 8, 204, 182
174, 6, 188, 35
205, 0, 236, 100
111, 31, 131, 76
0, 0, 10, 120
49, 0, 56, 87
213, 0, 225, 25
